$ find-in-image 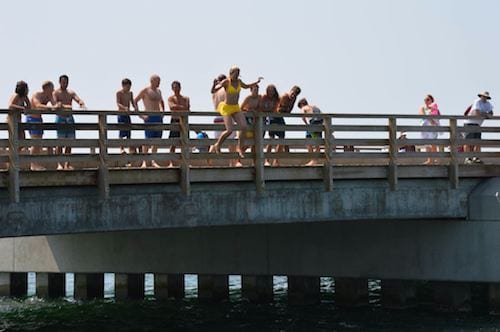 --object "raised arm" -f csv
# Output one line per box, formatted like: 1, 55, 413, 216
241, 77, 263, 89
